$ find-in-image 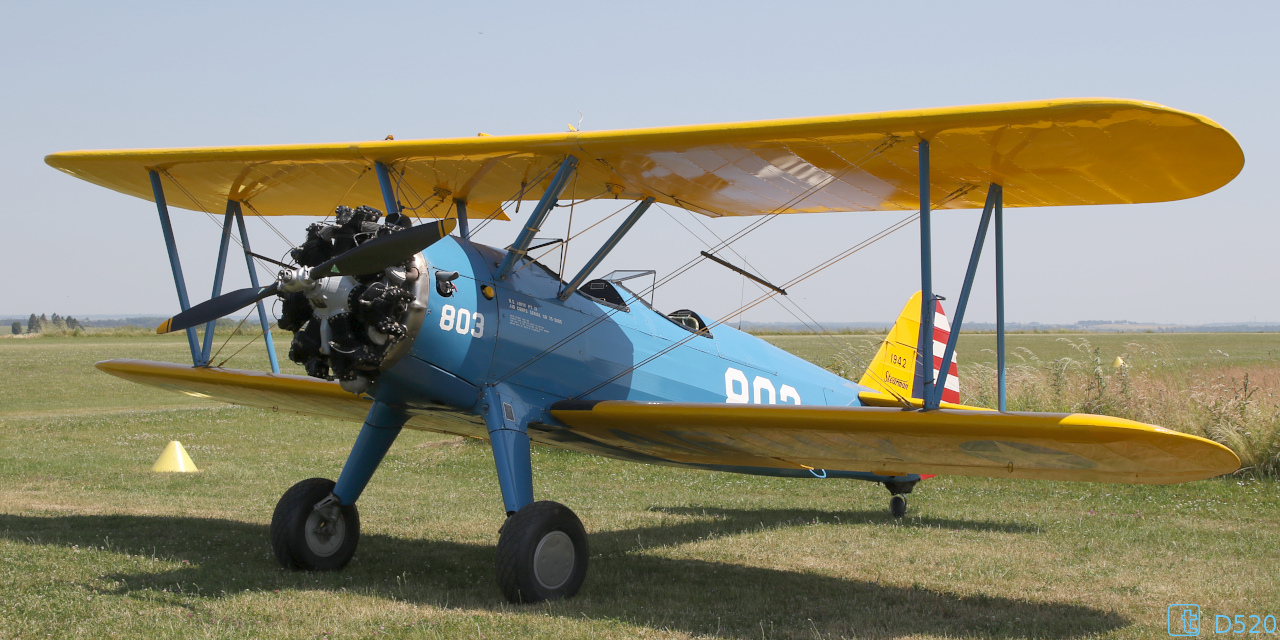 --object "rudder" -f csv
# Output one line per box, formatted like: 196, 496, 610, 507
858, 291, 959, 404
